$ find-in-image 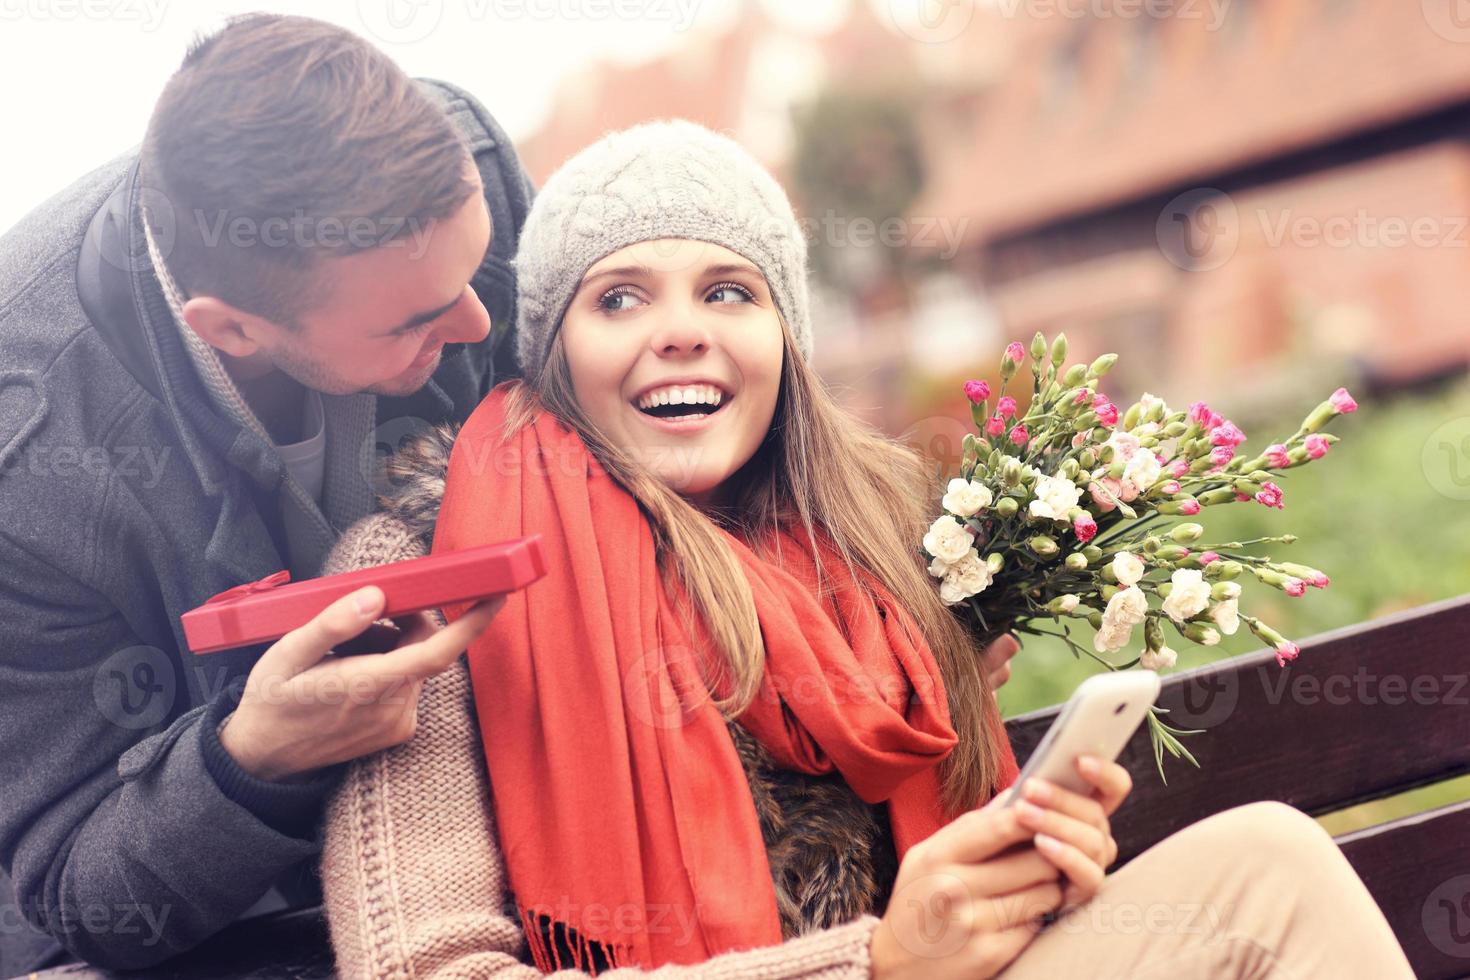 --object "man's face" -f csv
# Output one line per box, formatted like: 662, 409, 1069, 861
265, 176, 494, 398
